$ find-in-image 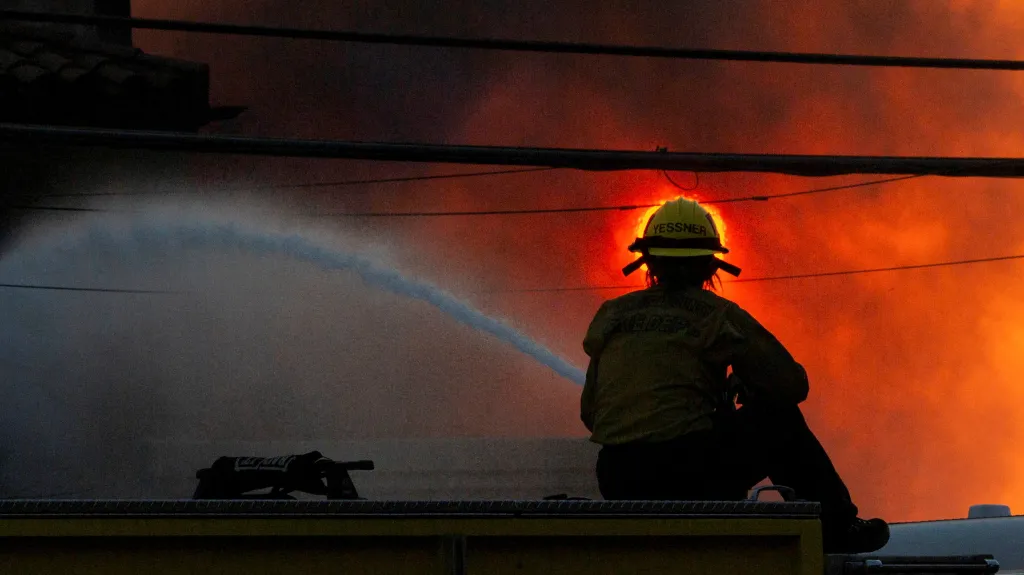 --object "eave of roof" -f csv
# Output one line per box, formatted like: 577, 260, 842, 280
0, 24, 235, 131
